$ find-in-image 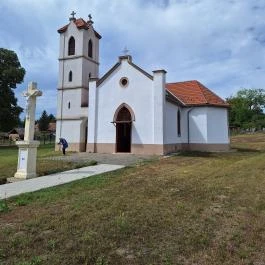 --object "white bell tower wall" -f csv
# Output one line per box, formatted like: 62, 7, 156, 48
56, 15, 101, 152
